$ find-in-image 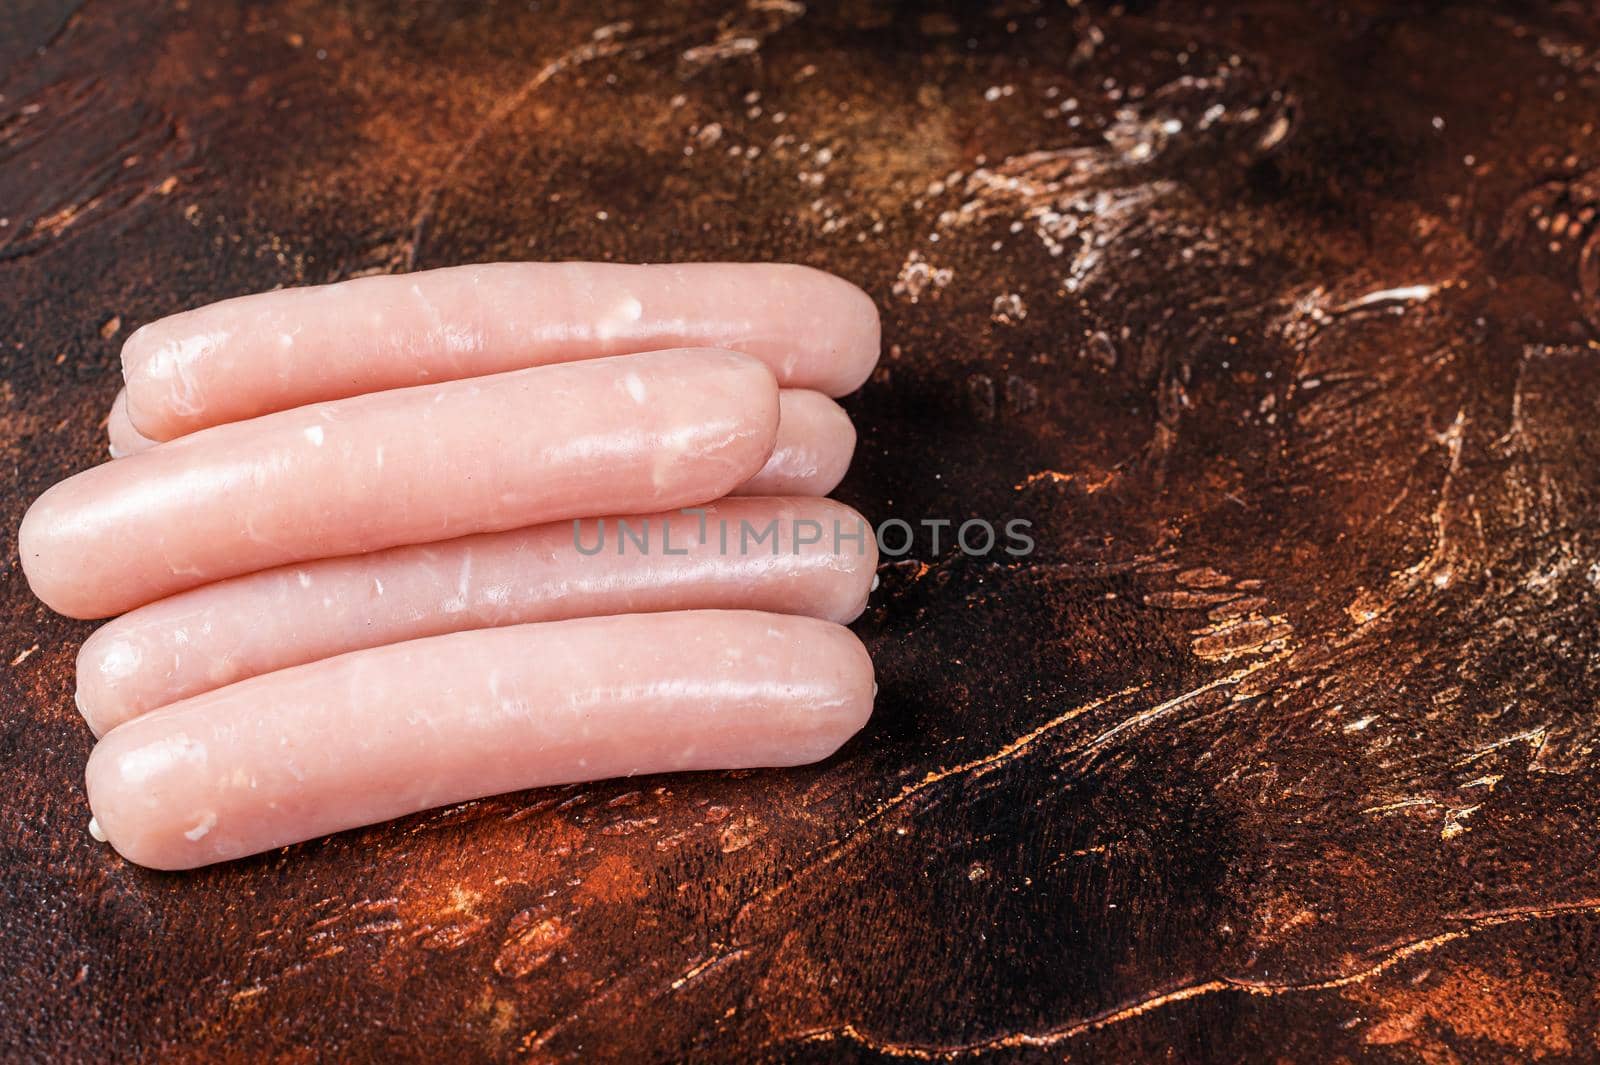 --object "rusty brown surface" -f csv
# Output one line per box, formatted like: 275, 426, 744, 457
5, 1, 1600, 1061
